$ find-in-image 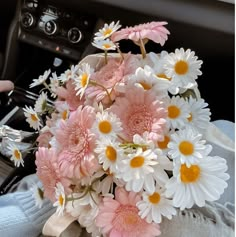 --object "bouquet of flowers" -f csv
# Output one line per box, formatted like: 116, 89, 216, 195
19, 20, 230, 237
